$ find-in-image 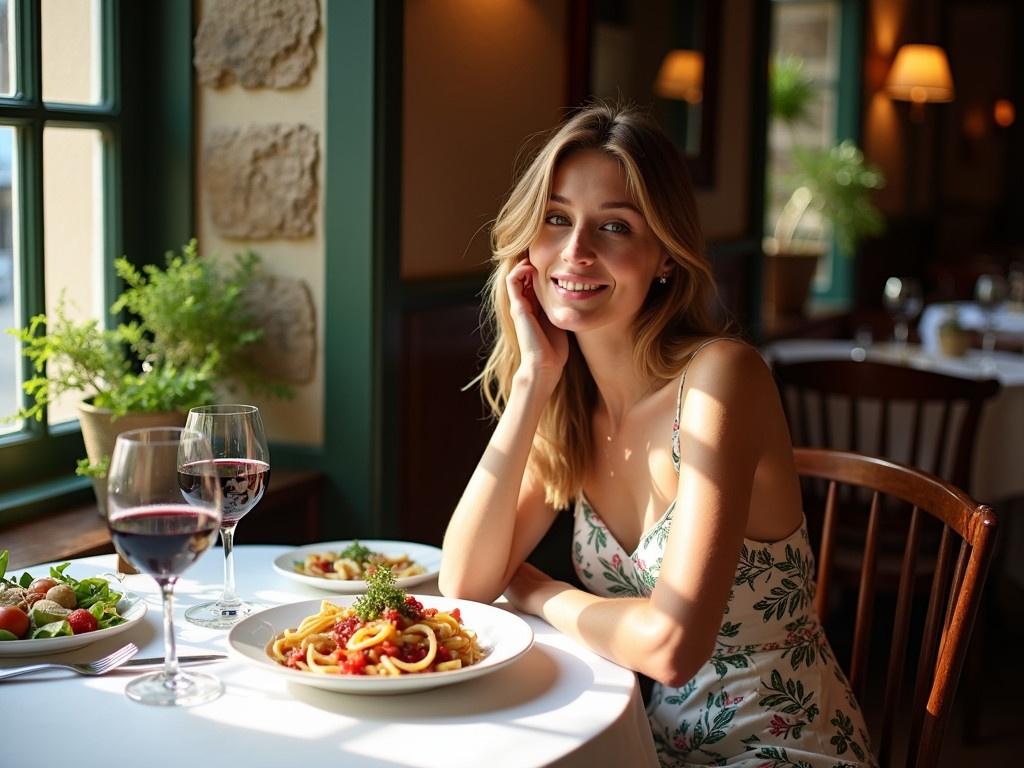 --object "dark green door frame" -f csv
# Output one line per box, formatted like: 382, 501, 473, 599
287, 0, 402, 540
